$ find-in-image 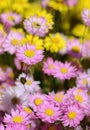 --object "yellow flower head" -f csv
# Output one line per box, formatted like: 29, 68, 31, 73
21, 34, 44, 50
44, 33, 66, 53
